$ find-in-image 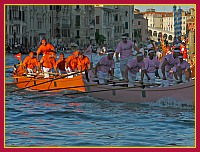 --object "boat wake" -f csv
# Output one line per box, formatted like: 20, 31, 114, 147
143, 97, 194, 110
